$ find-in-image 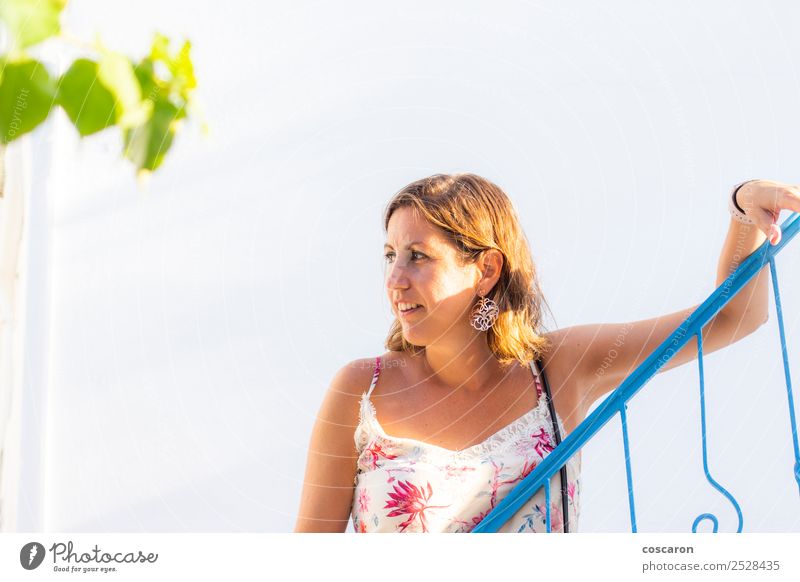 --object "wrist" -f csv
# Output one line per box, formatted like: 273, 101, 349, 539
729, 180, 757, 224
